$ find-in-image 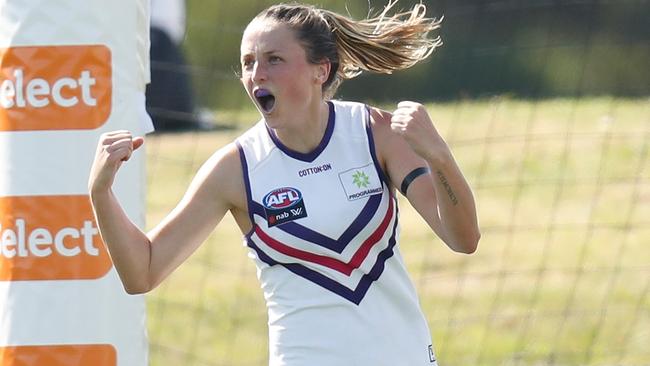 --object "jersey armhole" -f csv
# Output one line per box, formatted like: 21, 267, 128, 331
364, 105, 391, 187
236, 141, 256, 238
